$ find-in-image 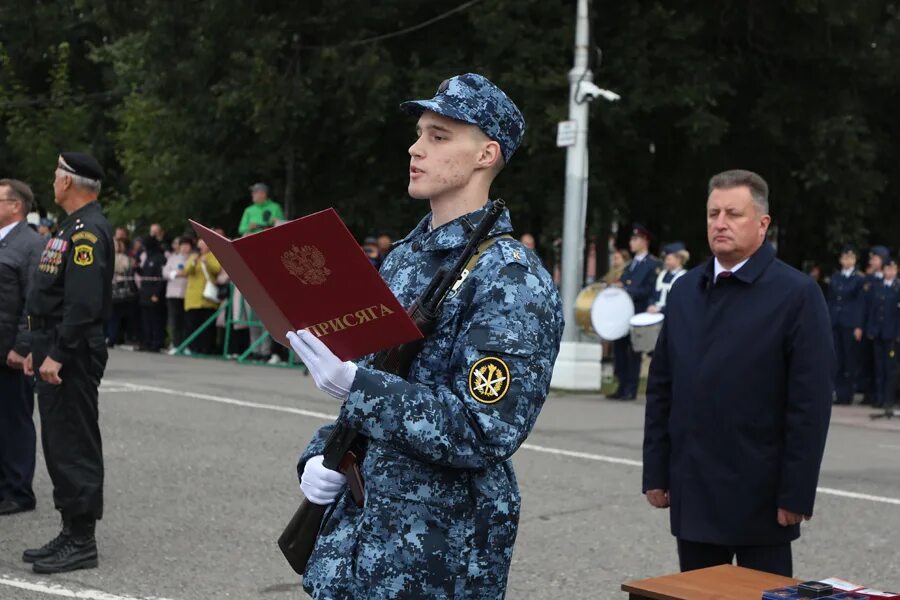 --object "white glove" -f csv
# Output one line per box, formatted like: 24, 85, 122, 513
301, 455, 347, 505
287, 330, 358, 400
